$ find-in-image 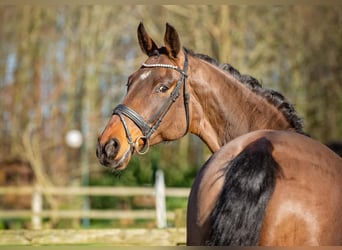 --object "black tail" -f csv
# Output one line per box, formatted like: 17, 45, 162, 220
206, 138, 281, 246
